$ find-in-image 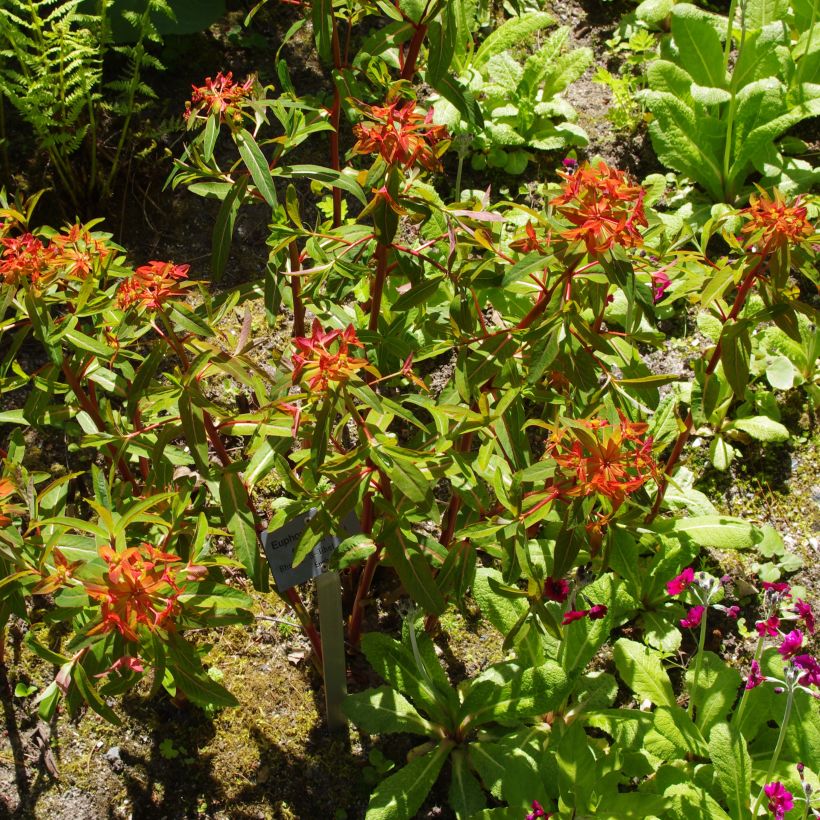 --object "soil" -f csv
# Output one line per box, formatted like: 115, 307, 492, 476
0, 0, 818, 818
